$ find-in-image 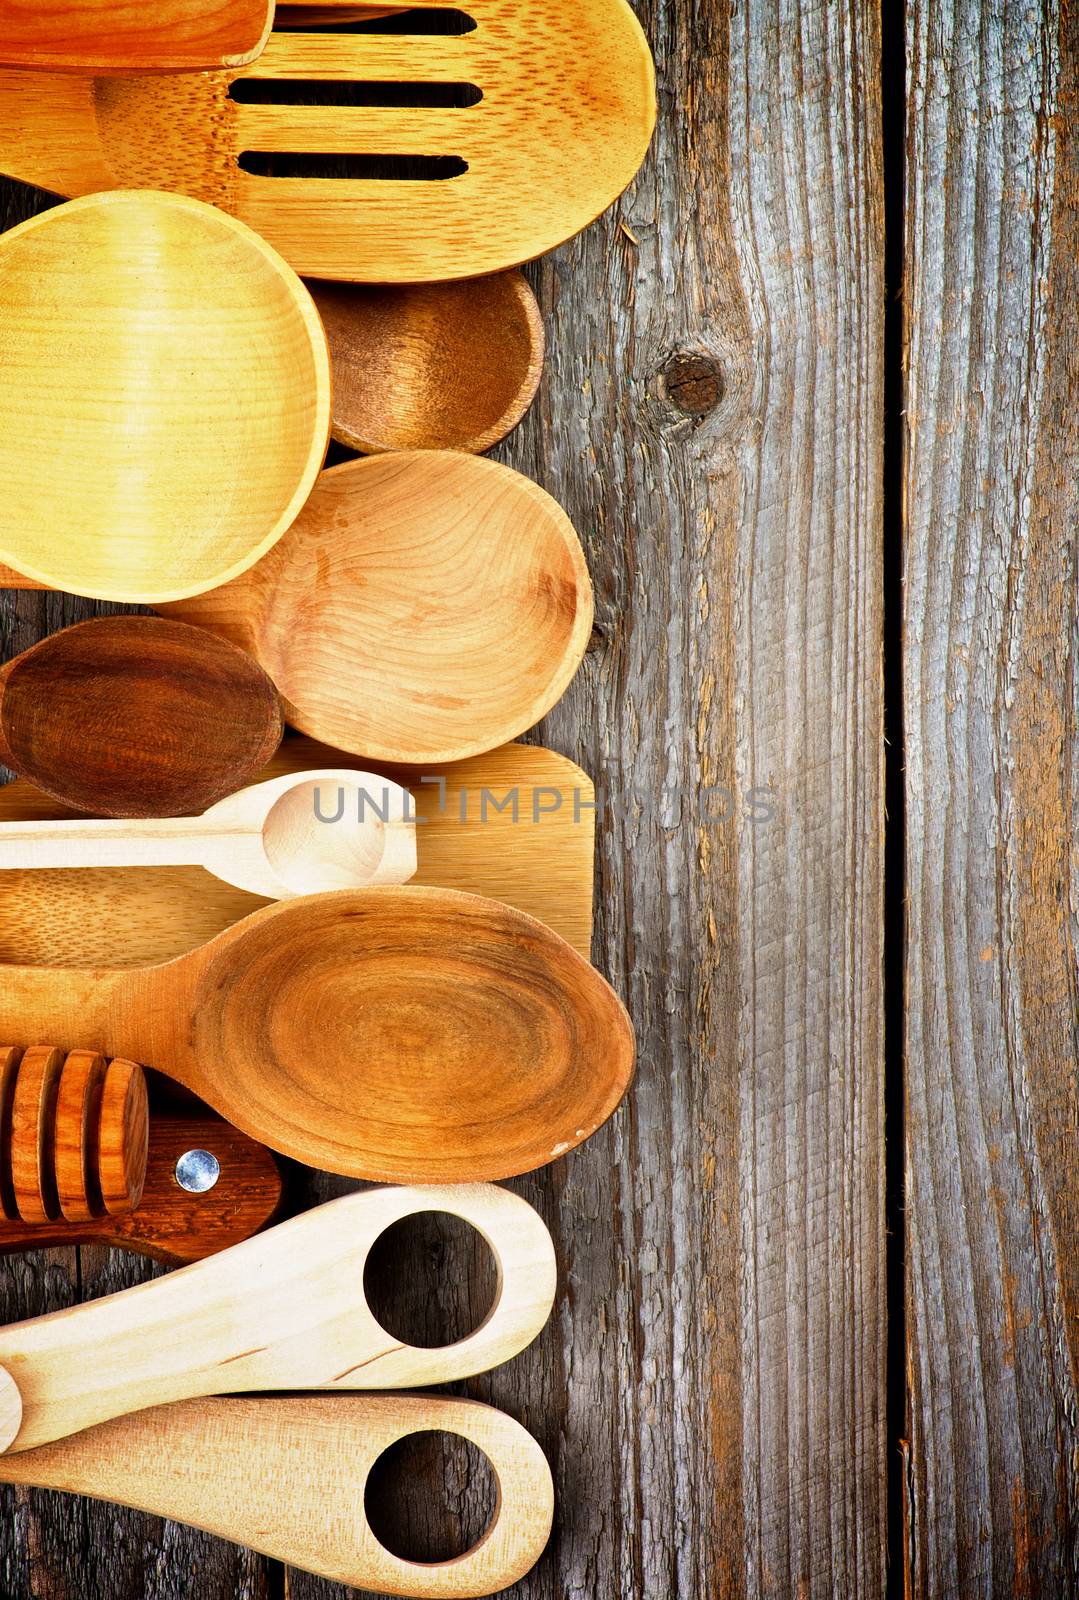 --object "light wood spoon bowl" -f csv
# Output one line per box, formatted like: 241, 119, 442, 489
0, 887, 634, 1180
161, 452, 594, 763
0, 190, 331, 603
0, 617, 283, 818
0, 769, 418, 899
0, 1395, 553, 1597
307, 272, 544, 454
